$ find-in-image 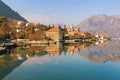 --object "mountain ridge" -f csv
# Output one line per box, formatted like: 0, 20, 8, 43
77, 14, 120, 38
0, 0, 27, 22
